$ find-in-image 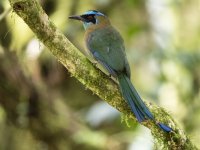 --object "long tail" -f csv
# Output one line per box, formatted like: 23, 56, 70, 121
118, 74, 172, 132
